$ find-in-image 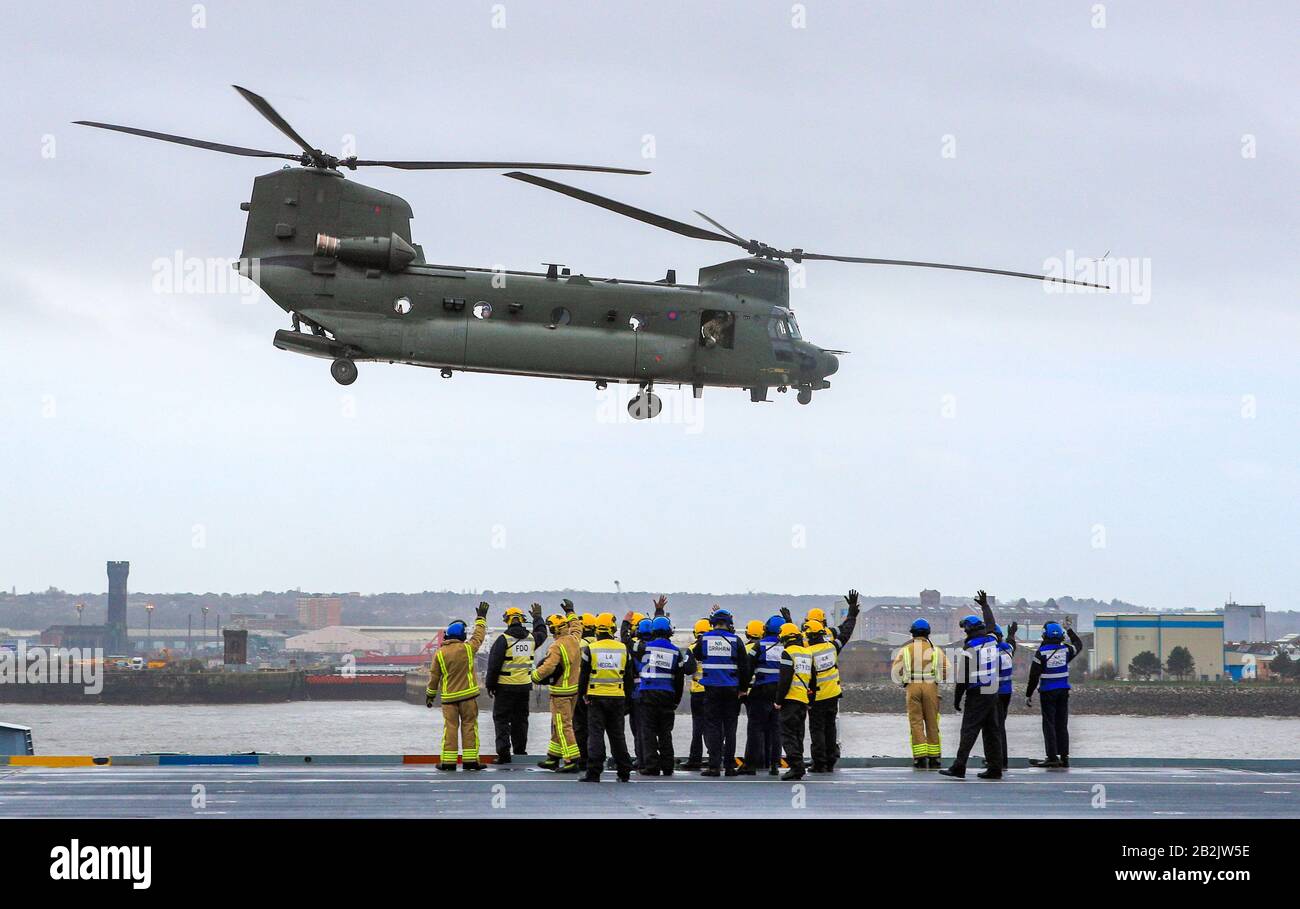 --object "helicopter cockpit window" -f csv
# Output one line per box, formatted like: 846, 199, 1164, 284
548, 306, 571, 328
699, 310, 735, 349
393, 296, 412, 315
786, 313, 802, 339
473, 301, 493, 320
768, 317, 791, 340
